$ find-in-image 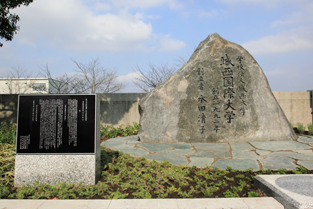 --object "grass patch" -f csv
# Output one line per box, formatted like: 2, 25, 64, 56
1, 122, 312, 199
